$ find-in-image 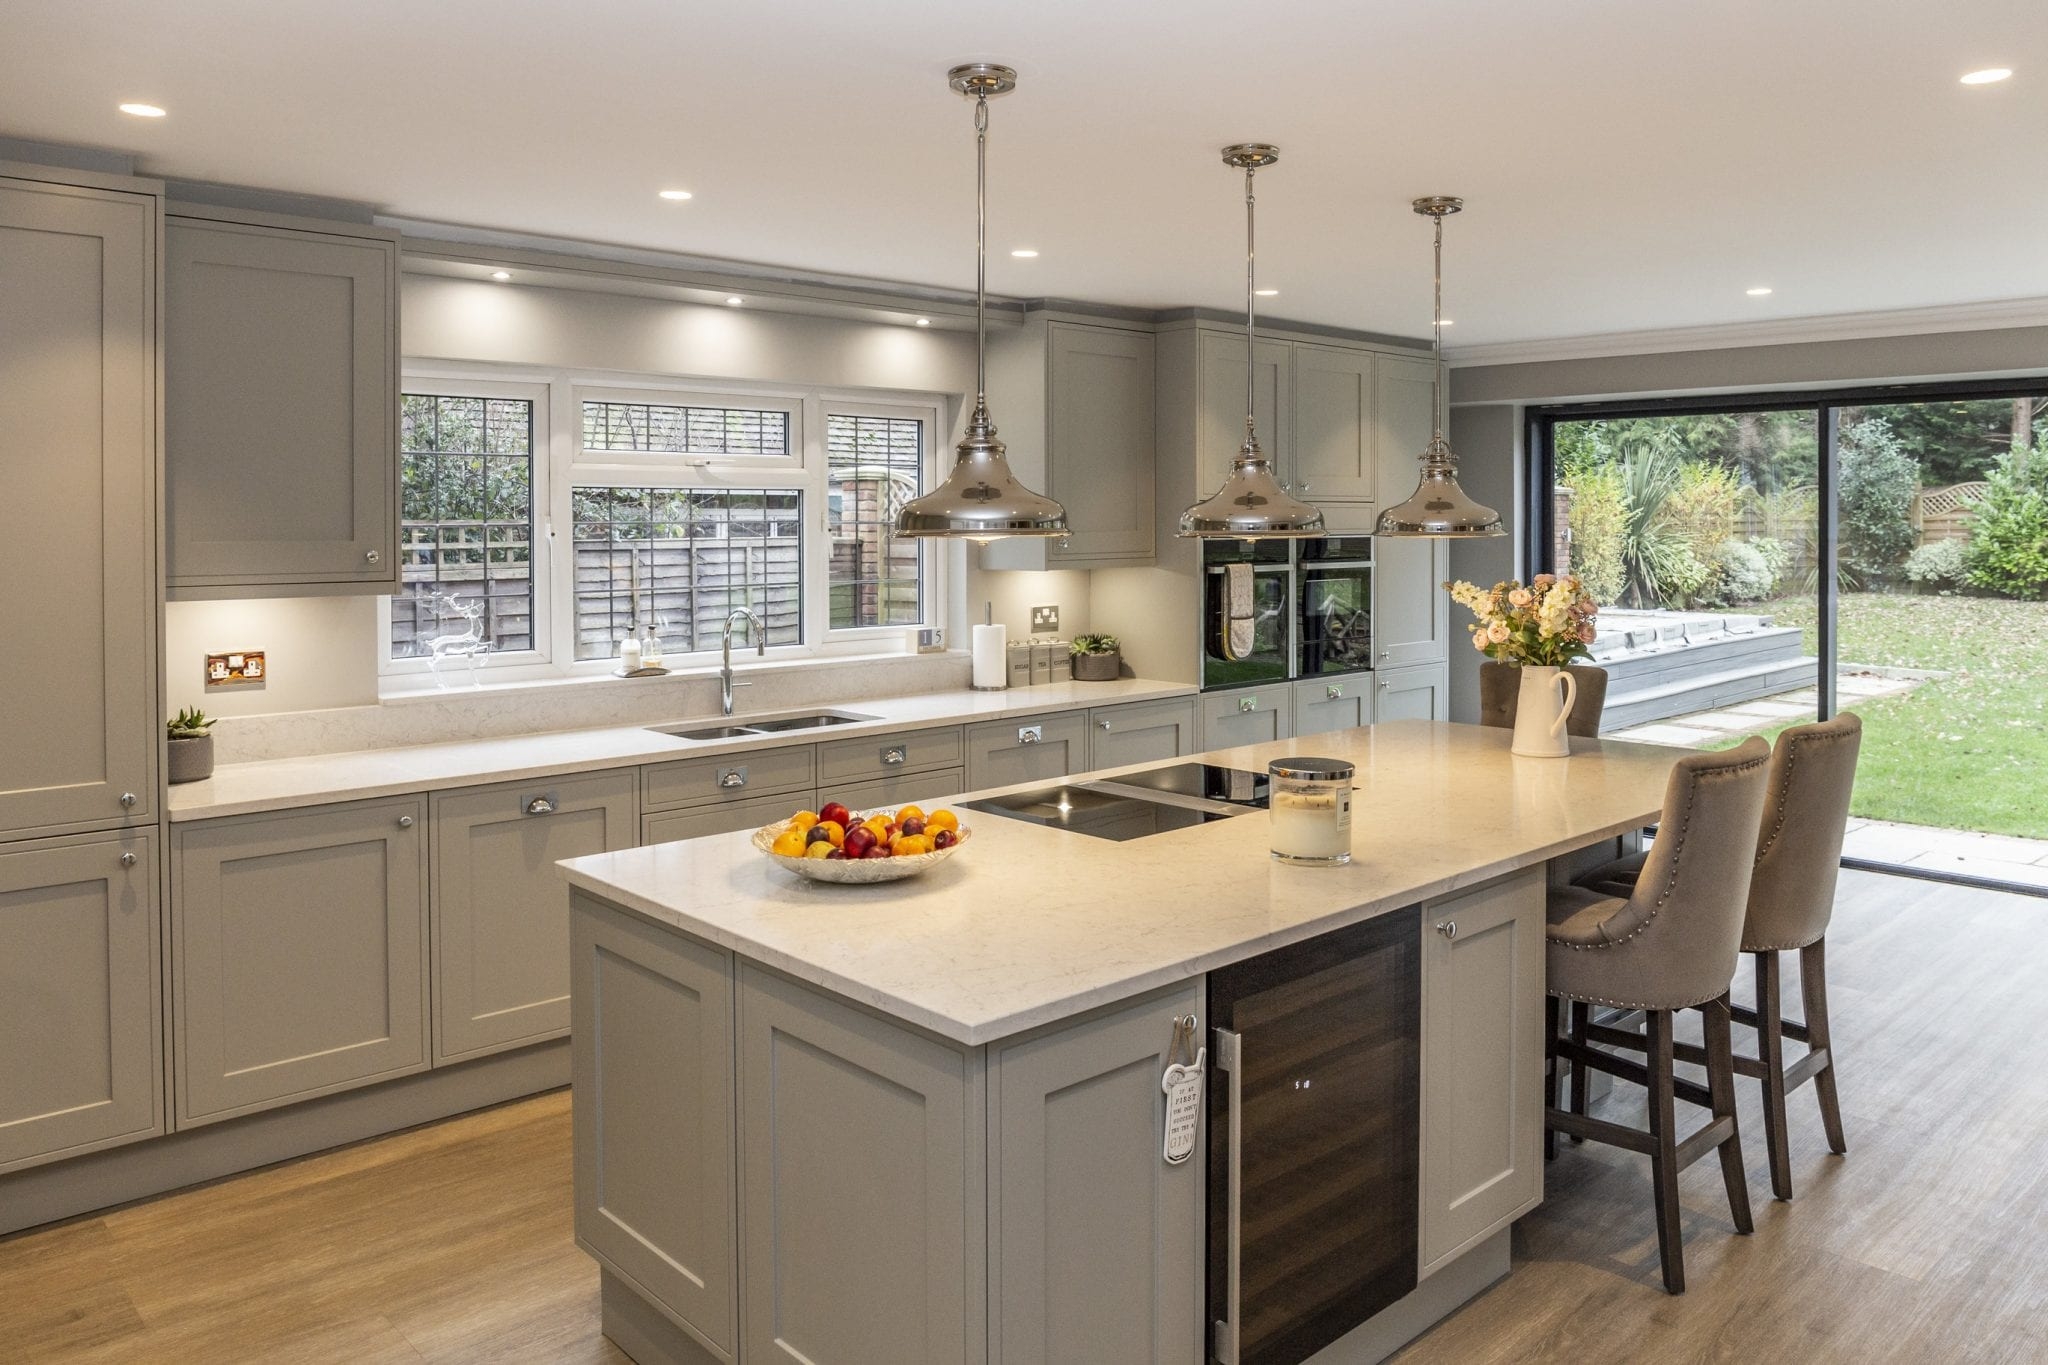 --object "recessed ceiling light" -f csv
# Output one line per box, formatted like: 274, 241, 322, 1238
725, 296, 743, 307
490, 270, 512, 281
658, 188, 694, 201
1254, 288, 1279, 297
1439, 319, 1454, 326
914, 318, 931, 327
118, 102, 166, 118
1960, 68, 2013, 85
1746, 286, 1774, 296
1010, 249, 1039, 258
